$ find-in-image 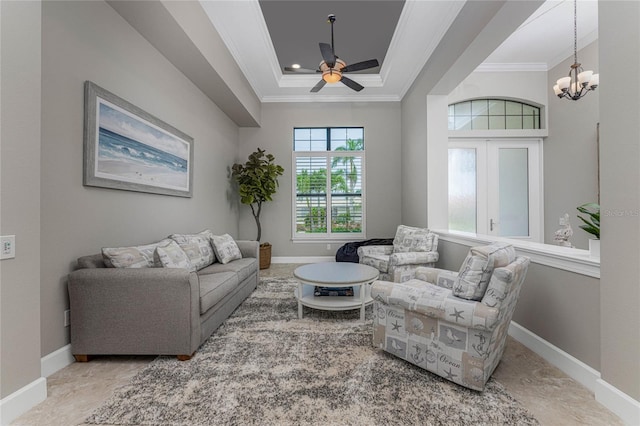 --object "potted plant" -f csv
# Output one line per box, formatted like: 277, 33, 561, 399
232, 148, 284, 269
577, 202, 600, 256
